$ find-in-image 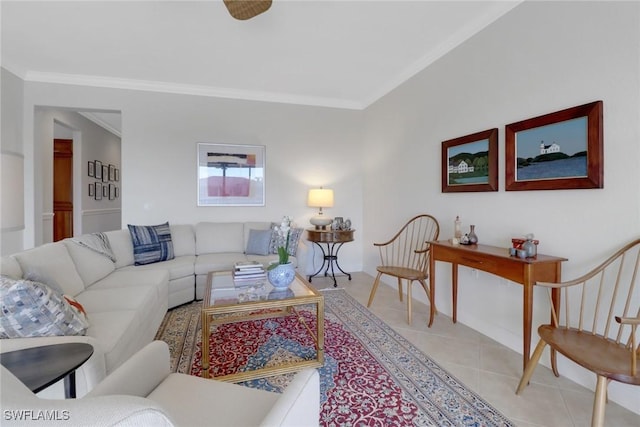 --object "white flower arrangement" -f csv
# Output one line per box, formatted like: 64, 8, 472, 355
269, 215, 293, 269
